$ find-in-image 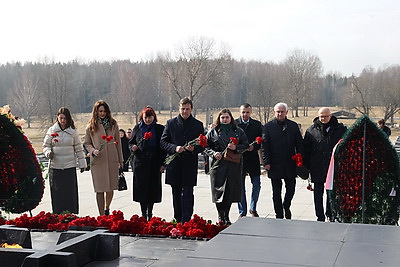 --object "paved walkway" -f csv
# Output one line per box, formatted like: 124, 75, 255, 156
6, 169, 317, 223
